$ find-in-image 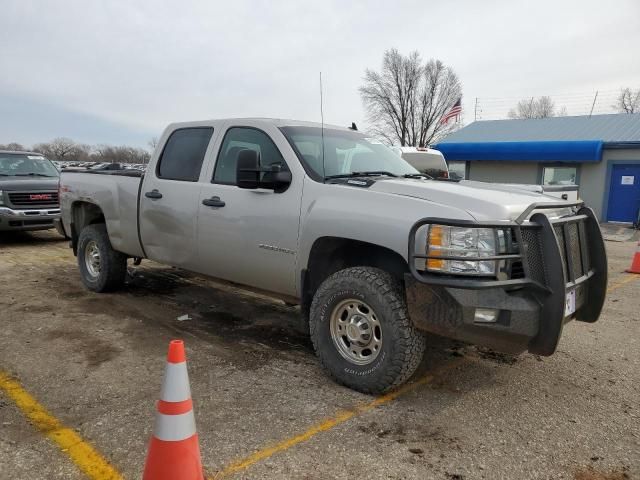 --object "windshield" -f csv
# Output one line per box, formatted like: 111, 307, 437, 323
0, 154, 59, 177
280, 126, 419, 180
